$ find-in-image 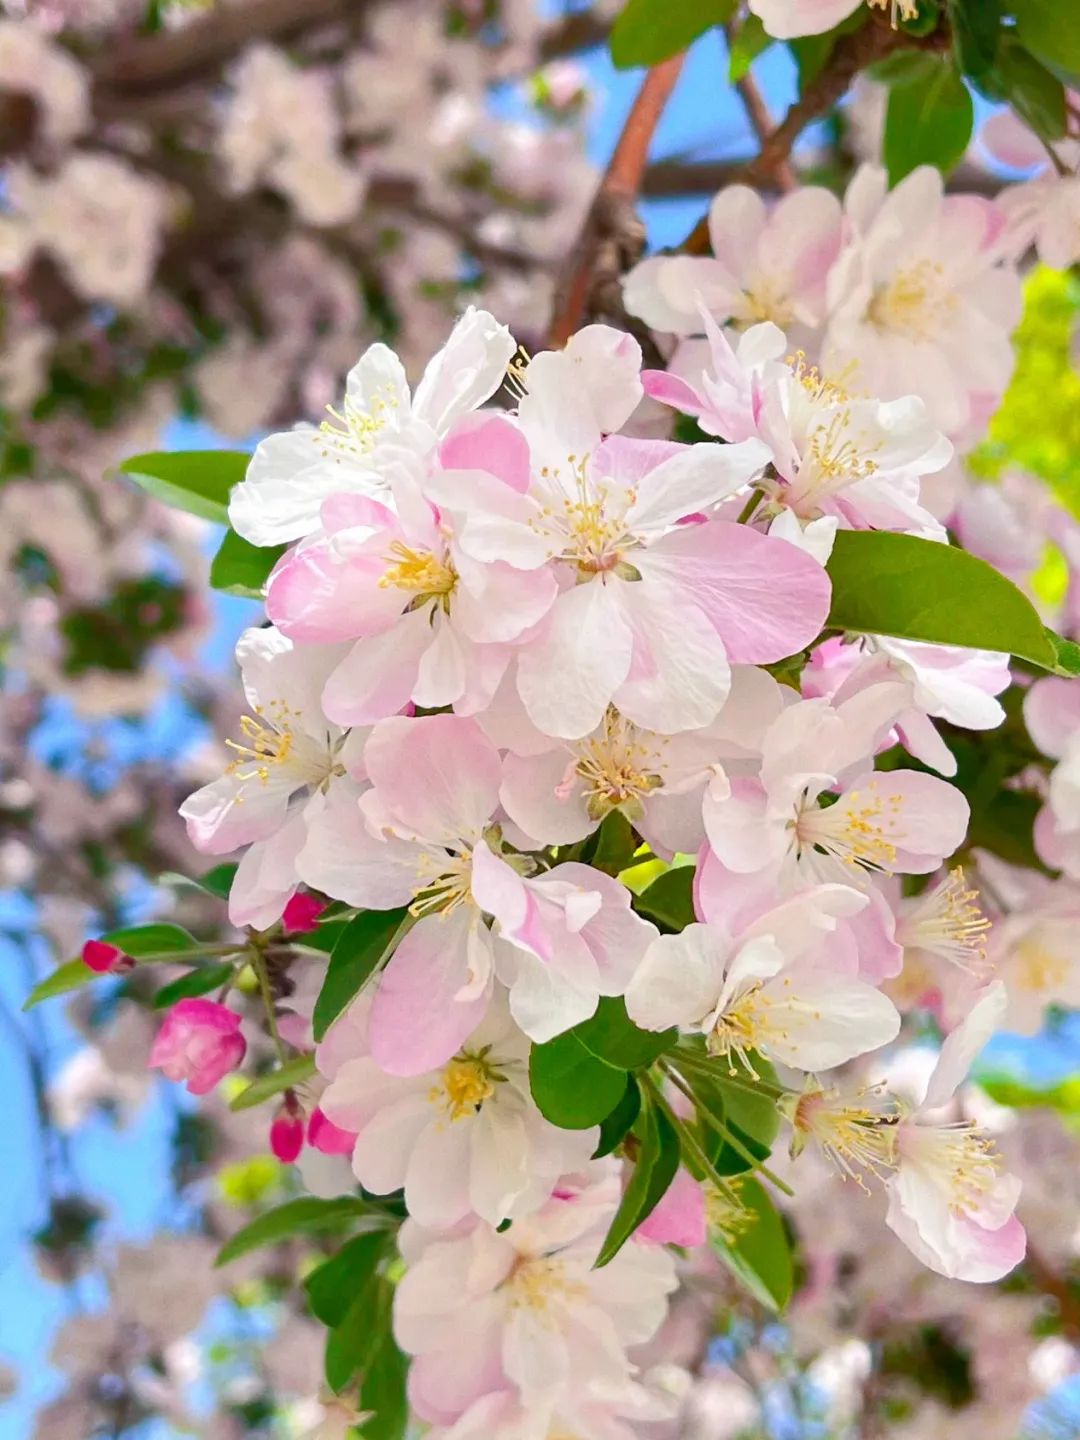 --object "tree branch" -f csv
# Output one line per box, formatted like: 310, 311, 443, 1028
685, 12, 951, 251
546, 53, 685, 348
94, 0, 357, 94
726, 23, 795, 192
